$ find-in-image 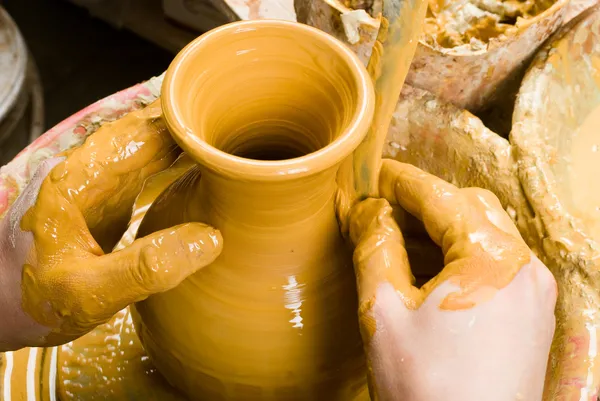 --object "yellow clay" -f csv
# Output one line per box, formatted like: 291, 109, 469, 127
19, 99, 223, 344
131, 20, 376, 401
352, 159, 531, 313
